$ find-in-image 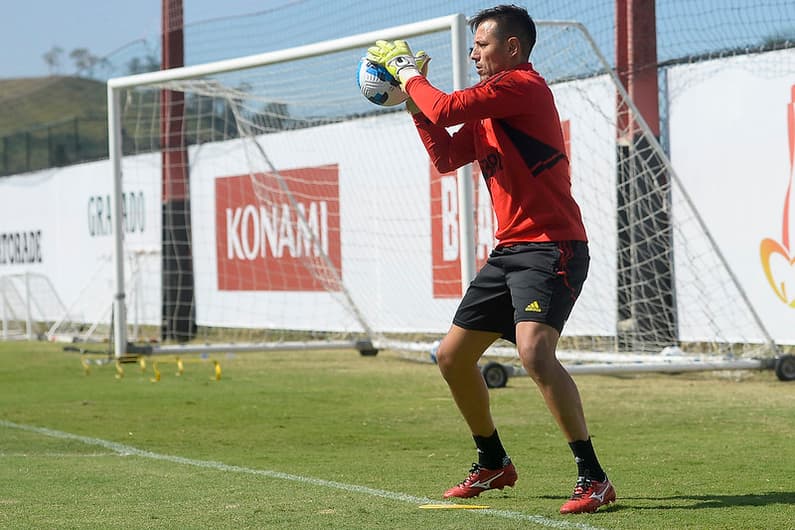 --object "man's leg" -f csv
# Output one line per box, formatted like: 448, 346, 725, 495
436, 325, 517, 499
515, 321, 615, 513
514, 321, 587, 441
435, 324, 501, 437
